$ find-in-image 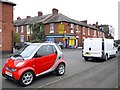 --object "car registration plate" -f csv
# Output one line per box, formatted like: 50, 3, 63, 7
85, 52, 91, 56
5, 71, 12, 77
